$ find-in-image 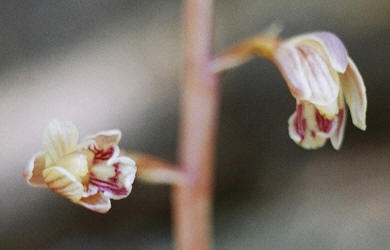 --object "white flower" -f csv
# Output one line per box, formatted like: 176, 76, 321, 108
274, 31, 367, 149
24, 120, 137, 213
